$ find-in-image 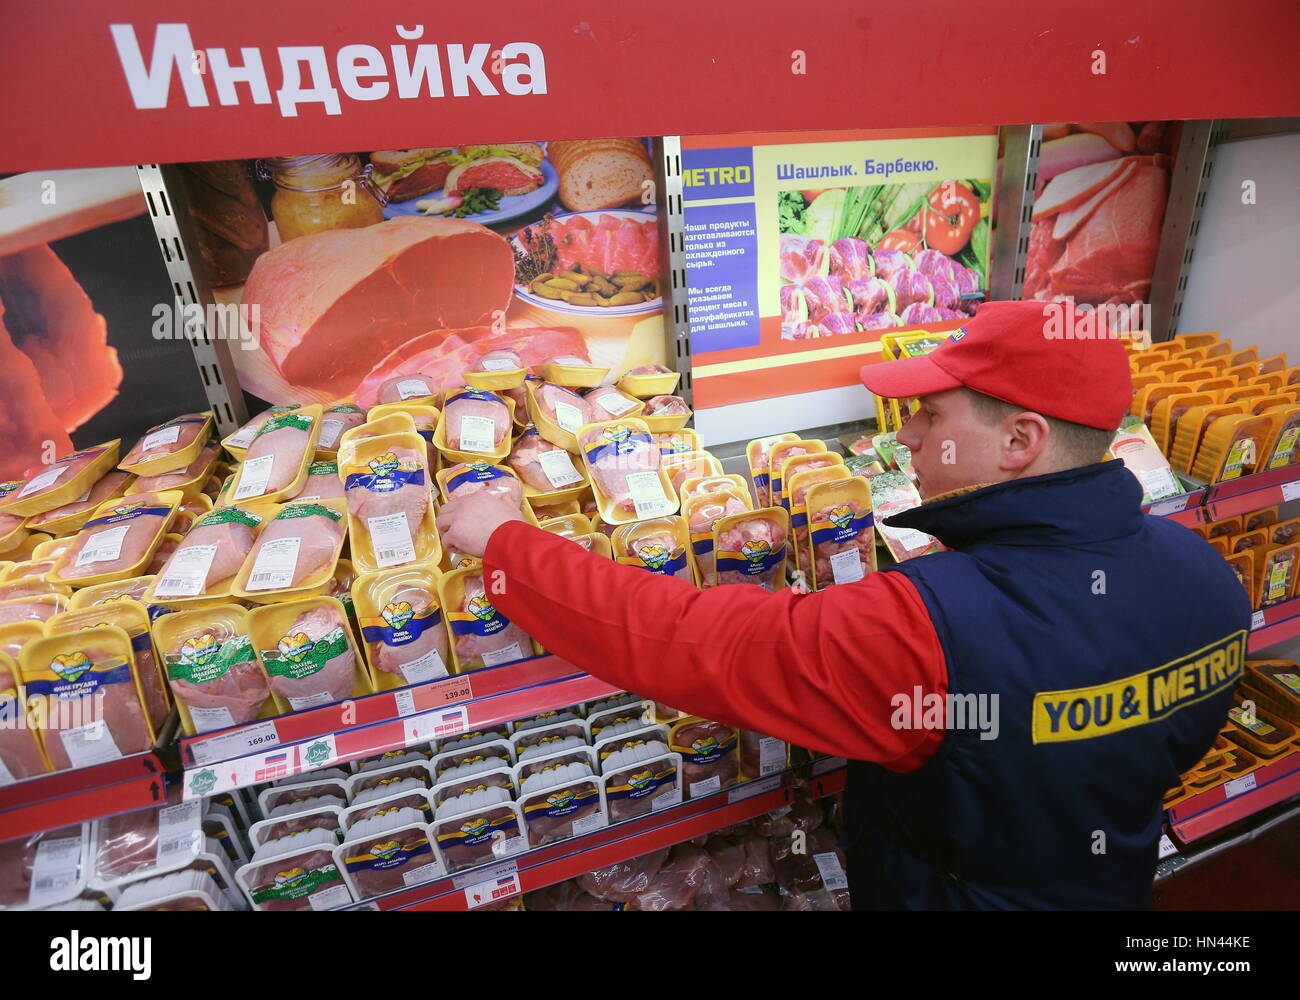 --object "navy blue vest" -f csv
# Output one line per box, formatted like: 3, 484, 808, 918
842, 460, 1250, 909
